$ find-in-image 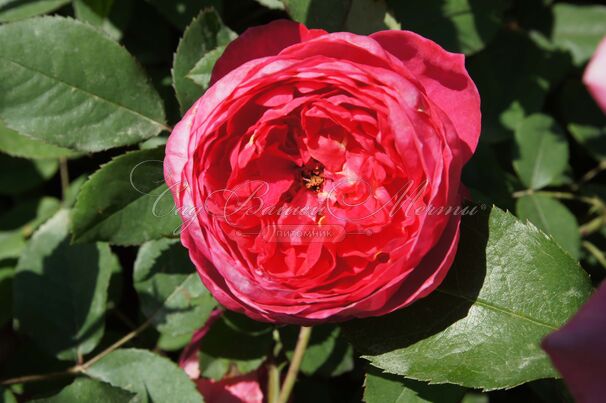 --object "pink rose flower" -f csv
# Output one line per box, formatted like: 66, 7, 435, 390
583, 36, 606, 114
164, 20, 481, 324
179, 310, 264, 403
542, 281, 606, 403
196, 374, 263, 403
179, 309, 223, 379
